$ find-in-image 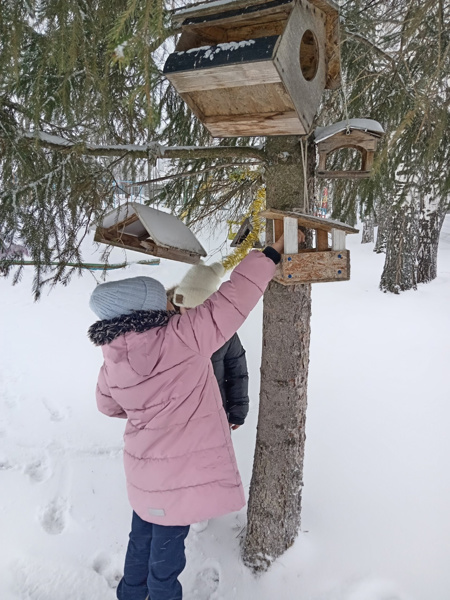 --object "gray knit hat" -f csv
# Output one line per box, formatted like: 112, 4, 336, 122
89, 276, 167, 320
